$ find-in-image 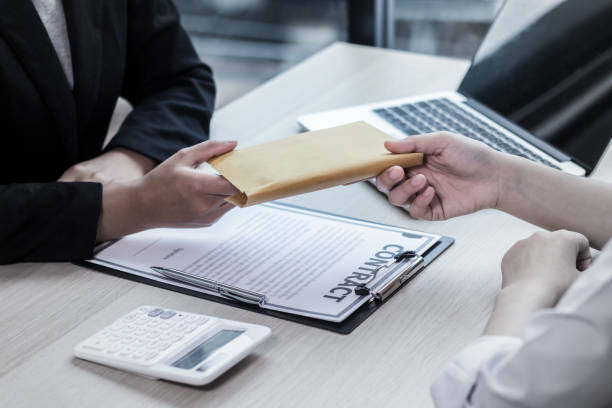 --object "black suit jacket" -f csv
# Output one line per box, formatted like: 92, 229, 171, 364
0, 0, 215, 263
